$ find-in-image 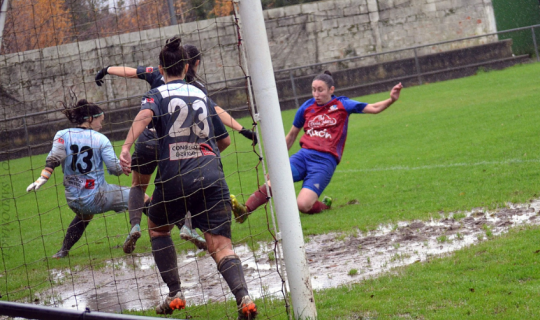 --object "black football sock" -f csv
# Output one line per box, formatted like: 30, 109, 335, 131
128, 186, 145, 227
61, 216, 90, 252
151, 236, 181, 296
218, 255, 249, 305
